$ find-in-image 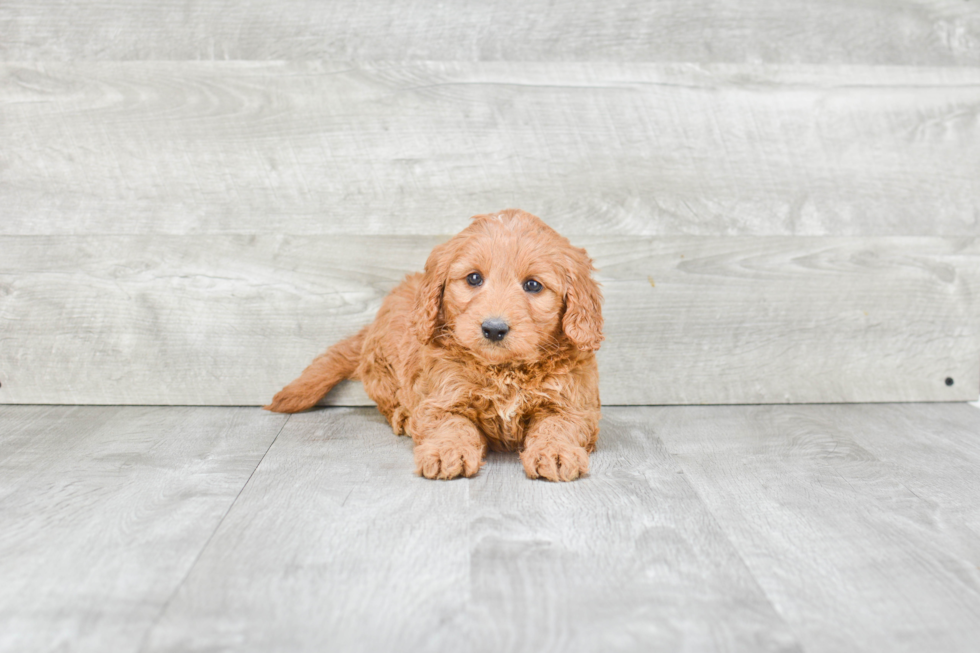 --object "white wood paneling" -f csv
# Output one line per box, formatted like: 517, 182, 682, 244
1, 0, 977, 65
0, 405, 286, 653
142, 407, 800, 652
0, 235, 975, 406
2, 62, 978, 237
